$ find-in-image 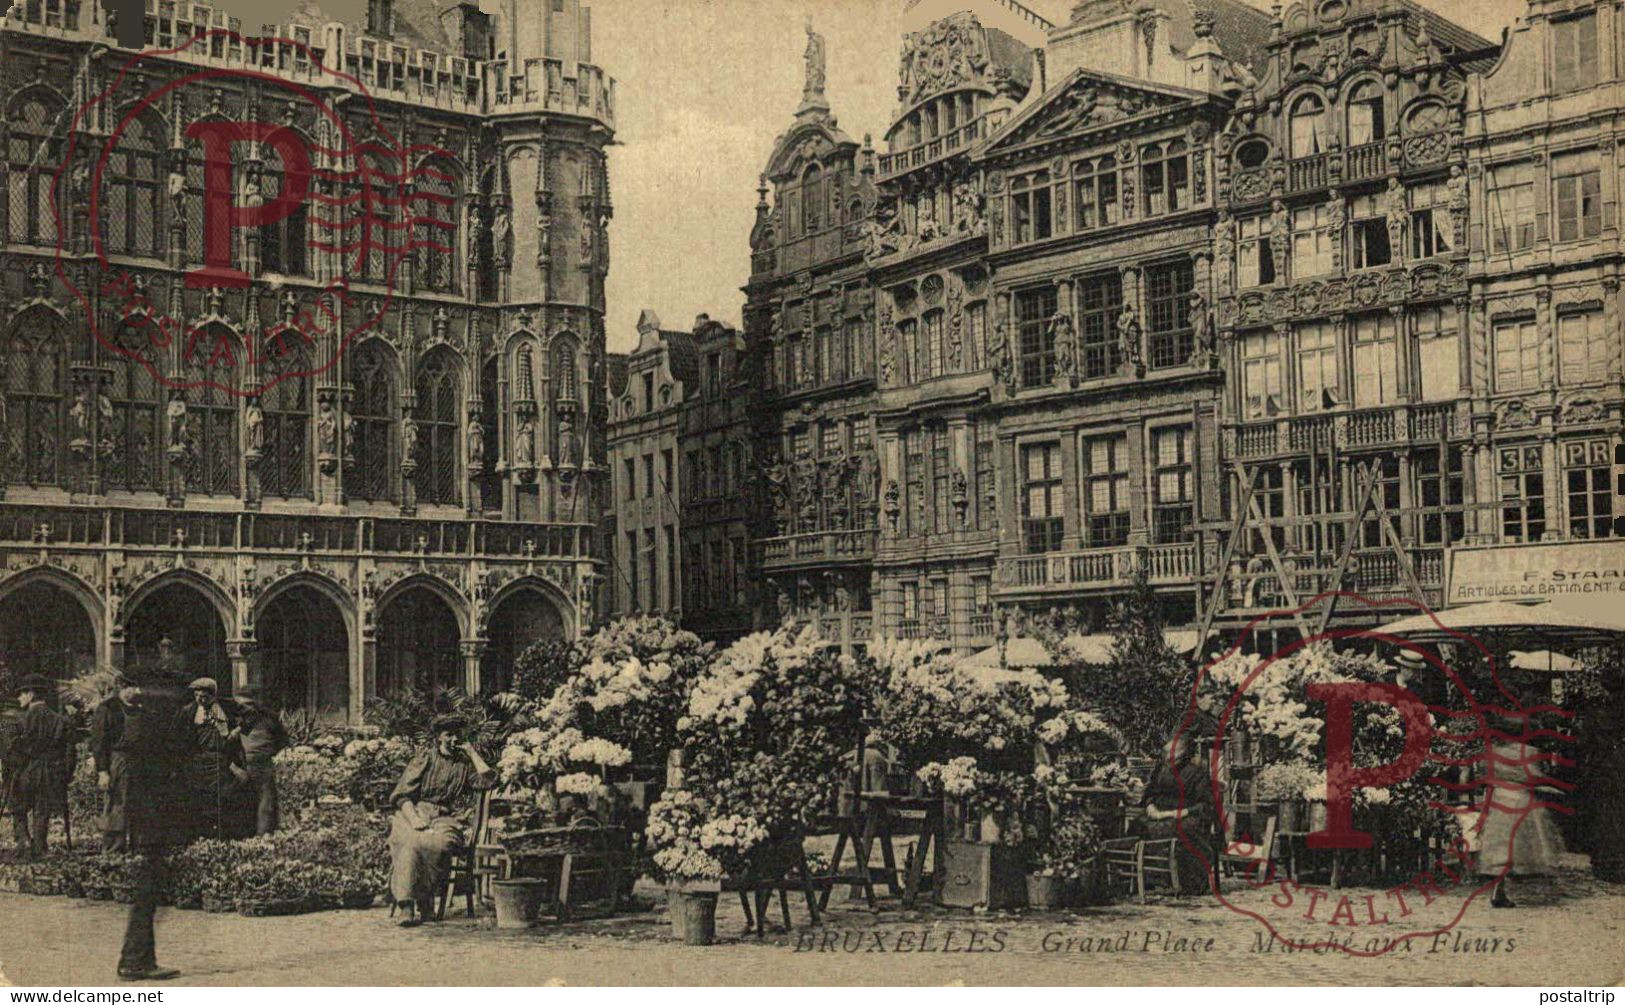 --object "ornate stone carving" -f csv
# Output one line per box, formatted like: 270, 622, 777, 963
898, 13, 991, 105
1495, 398, 1539, 430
